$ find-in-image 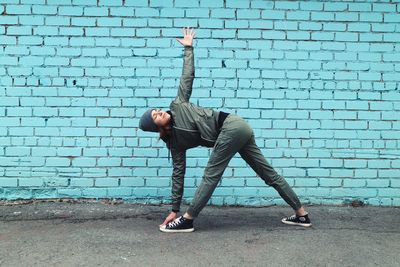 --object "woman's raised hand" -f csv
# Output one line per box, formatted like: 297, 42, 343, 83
176, 27, 195, 47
